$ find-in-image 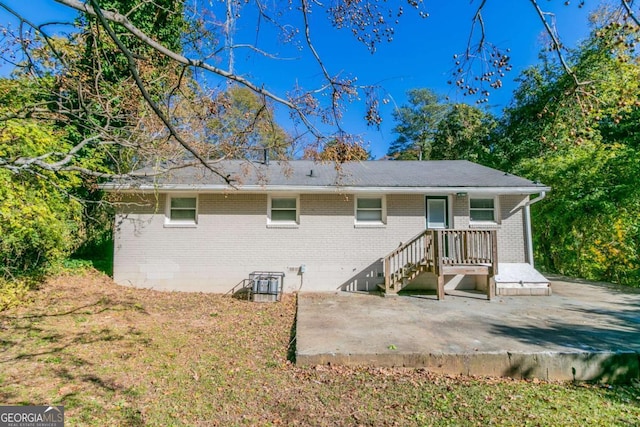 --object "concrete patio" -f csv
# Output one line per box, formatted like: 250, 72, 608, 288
295, 277, 640, 383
